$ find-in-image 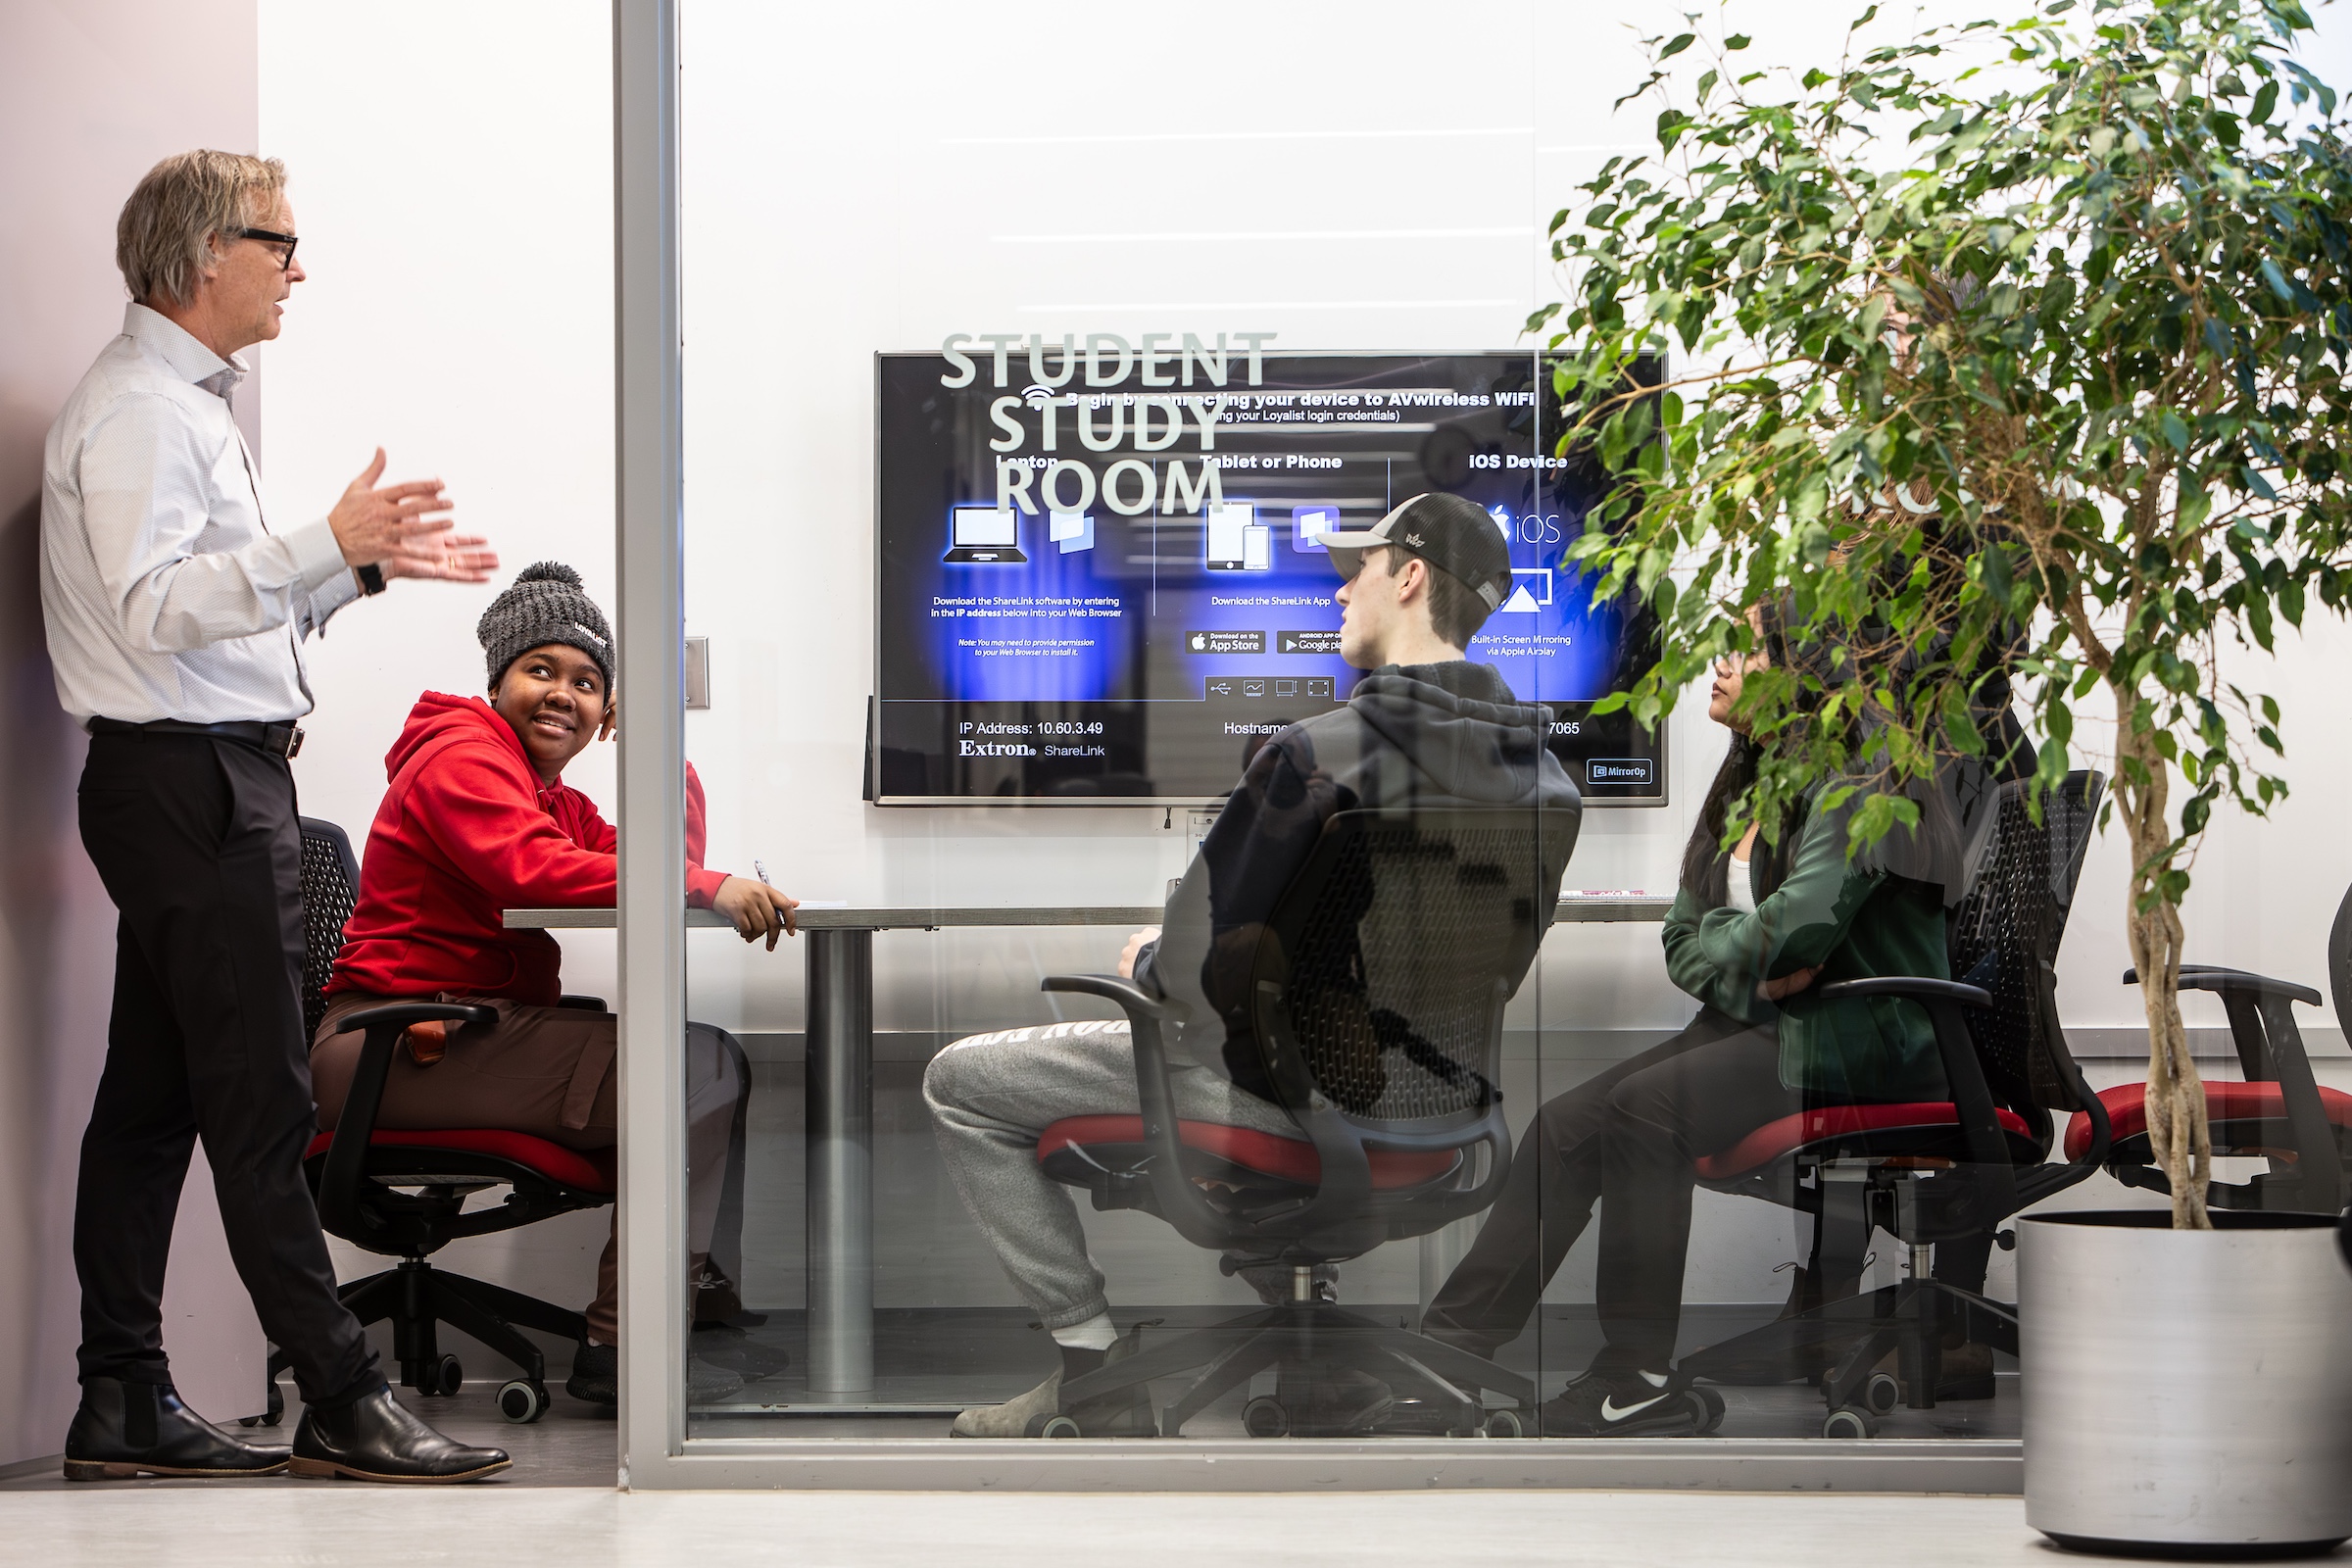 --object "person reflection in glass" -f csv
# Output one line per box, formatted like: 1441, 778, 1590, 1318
924, 494, 1578, 1438
1422, 606, 1955, 1435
